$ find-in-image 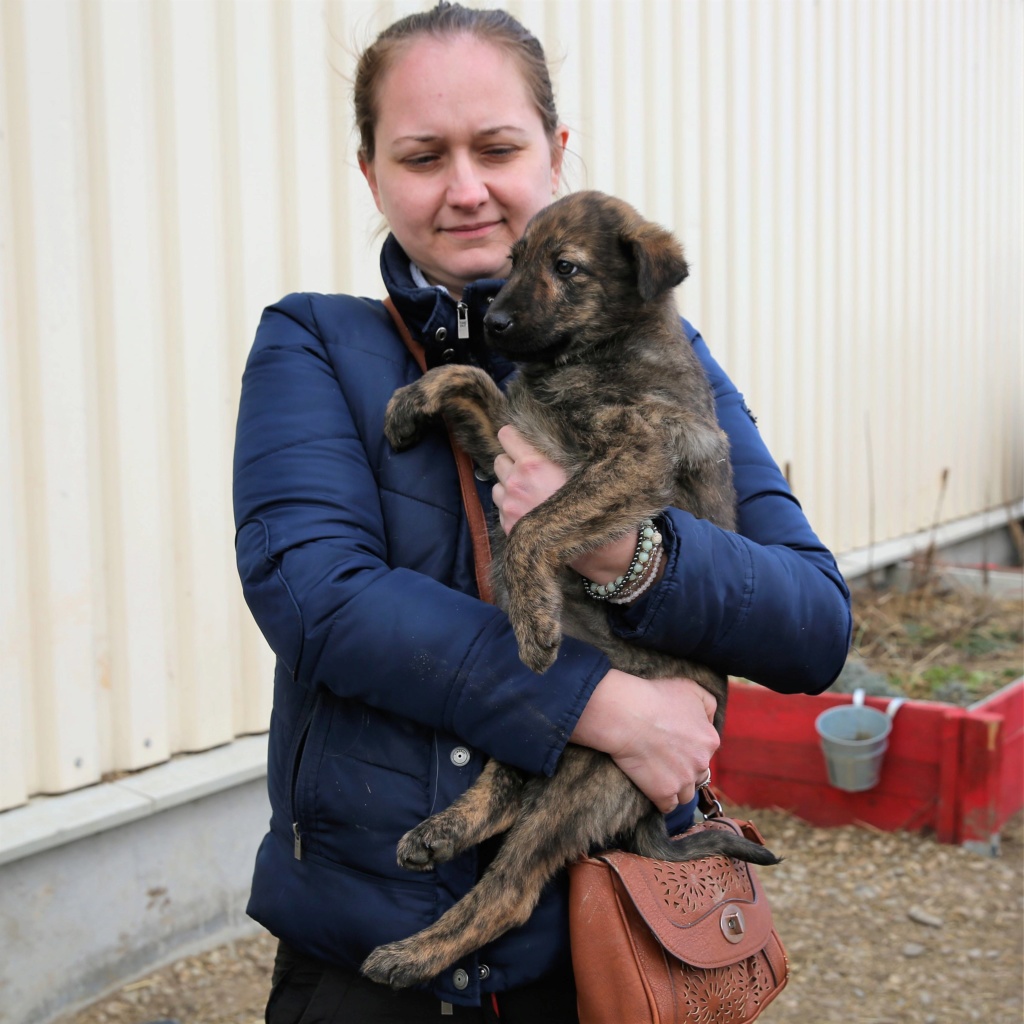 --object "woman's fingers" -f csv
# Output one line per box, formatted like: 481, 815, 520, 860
571, 671, 720, 811
491, 425, 566, 533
